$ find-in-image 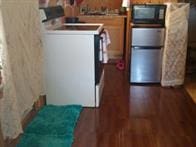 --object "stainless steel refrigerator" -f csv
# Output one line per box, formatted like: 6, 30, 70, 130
130, 27, 165, 83
130, 4, 166, 83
